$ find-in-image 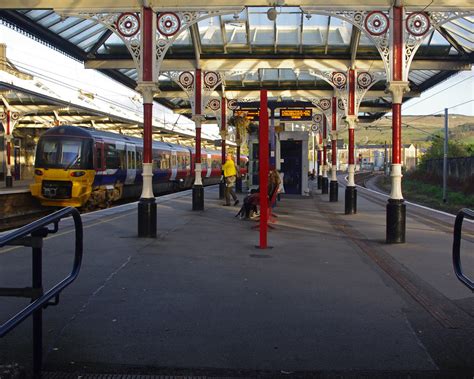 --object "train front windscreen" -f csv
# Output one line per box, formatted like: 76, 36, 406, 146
35, 136, 93, 170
